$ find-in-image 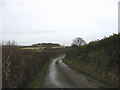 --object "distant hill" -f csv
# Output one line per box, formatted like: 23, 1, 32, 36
32, 43, 61, 47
